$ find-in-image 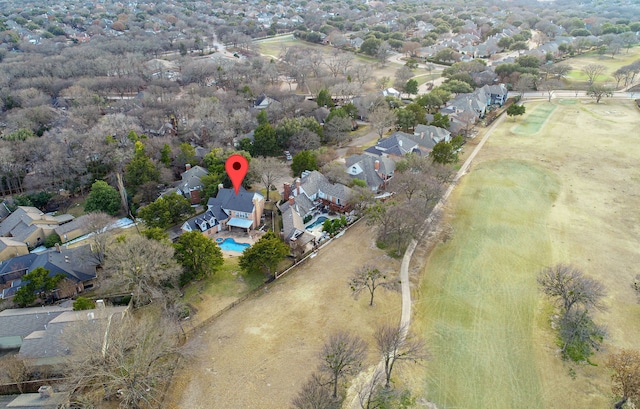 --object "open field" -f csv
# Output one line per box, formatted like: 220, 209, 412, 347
414, 99, 640, 408
256, 35, 426, 91
564, 46, 640, 88
165, 221, 403, 408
